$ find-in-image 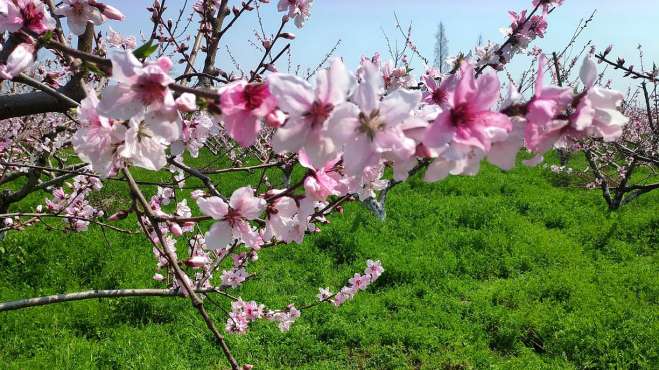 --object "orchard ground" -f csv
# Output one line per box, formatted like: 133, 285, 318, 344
0, 150, 657, 369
